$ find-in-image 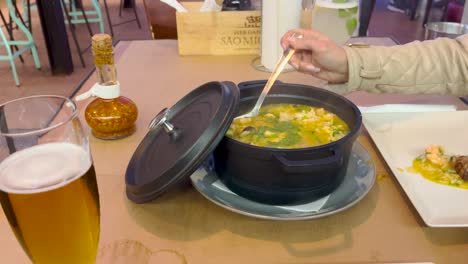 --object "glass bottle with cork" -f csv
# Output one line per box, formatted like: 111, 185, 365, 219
76, 33, 138, 140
